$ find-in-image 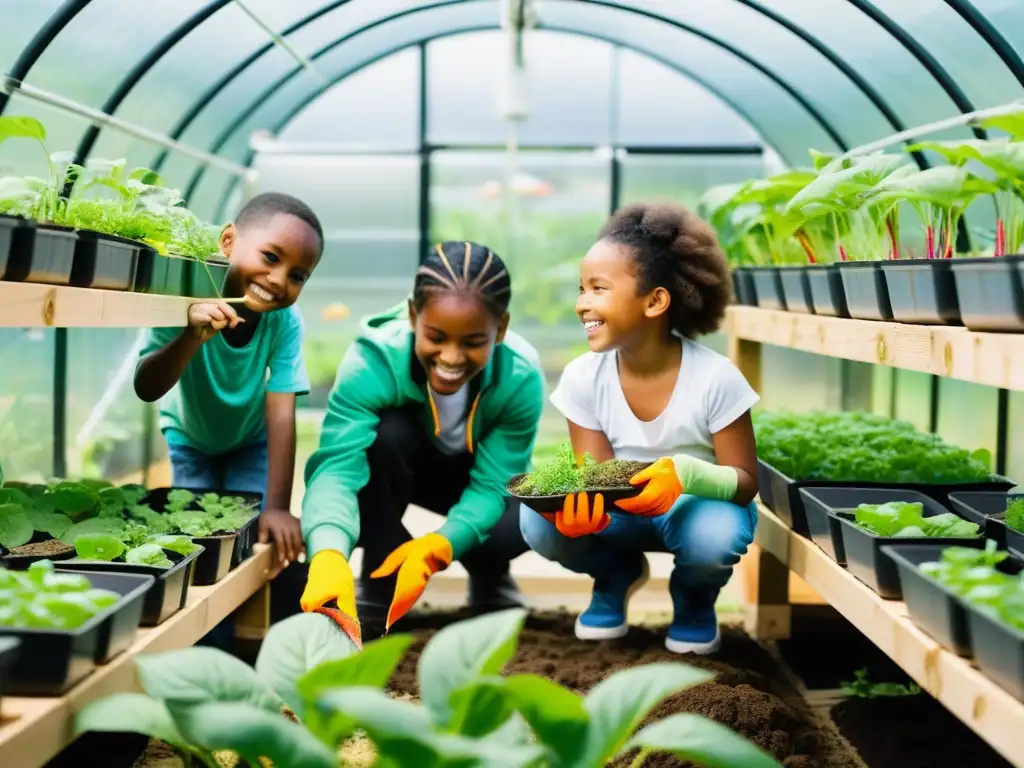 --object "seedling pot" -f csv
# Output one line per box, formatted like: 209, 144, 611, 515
3, 223, 76, 285
144, 253, 189, 295
835, 510, 983, 599
806, 264, 849, 317
55, 546, 204, 627
798, 487, 948, 565
749, 266, 787, 311
129, 245, 158, 293
71, 230, 139, 291
949, 255, 1024, 332
733, 268, 758, 306
0, 215, 34, 279
880, 259, 961, 325
506, 473, 642, 515
142, 487, 263, 586
966, 581, 1024, 701
0, 534, 76, 566
778, 266, 814, 314
947, 490, 1015, 548
187, 258, 230, 299
838, 261, 893, 320
757, 458, 1014, 537
0, 571, 154, 694
0, 636, 19, 714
